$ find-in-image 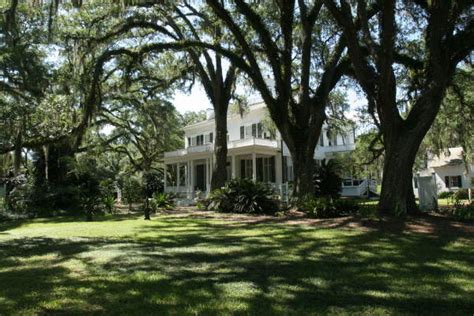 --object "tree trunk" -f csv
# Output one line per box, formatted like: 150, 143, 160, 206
378, 132, 422, 216
289, 141, 316, 198
211, 108, 228, 190
144, 198, 151, 220
13, 131, 22, 176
